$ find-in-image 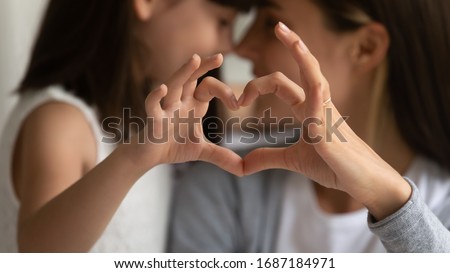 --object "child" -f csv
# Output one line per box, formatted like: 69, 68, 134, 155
0, 0, 252, 252
168, 0, 450, 252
